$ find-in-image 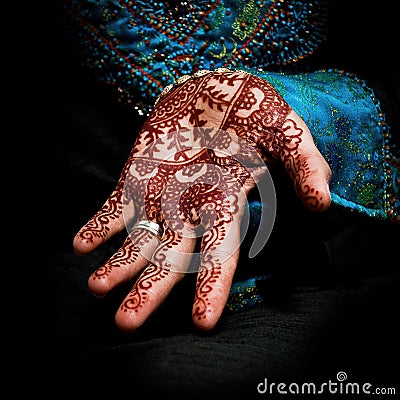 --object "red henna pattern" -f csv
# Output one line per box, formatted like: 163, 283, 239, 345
91, 227, 160, 282
120, 264, 170, 313
192, 261, 222, 321
91, 236, 140, 280
77, 196, 122, 243
82, 70, 323, 314
76, 161, 133, 243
